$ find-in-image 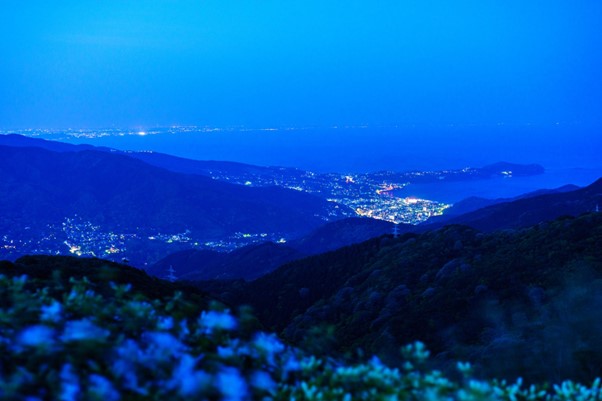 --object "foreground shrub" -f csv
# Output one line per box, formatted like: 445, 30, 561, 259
1, 272, 602, 400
